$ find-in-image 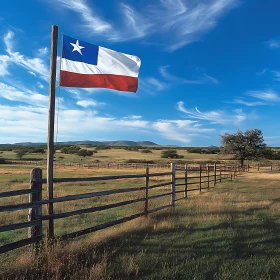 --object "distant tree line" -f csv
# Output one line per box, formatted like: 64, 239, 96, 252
186, 146, 220, 154
2, 134, 280, 165
60, 146, 96, 157
0, 145, 46, 153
